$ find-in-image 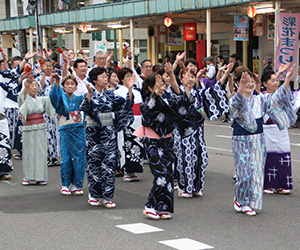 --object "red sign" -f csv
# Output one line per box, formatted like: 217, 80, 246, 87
183, 23, 196, 41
